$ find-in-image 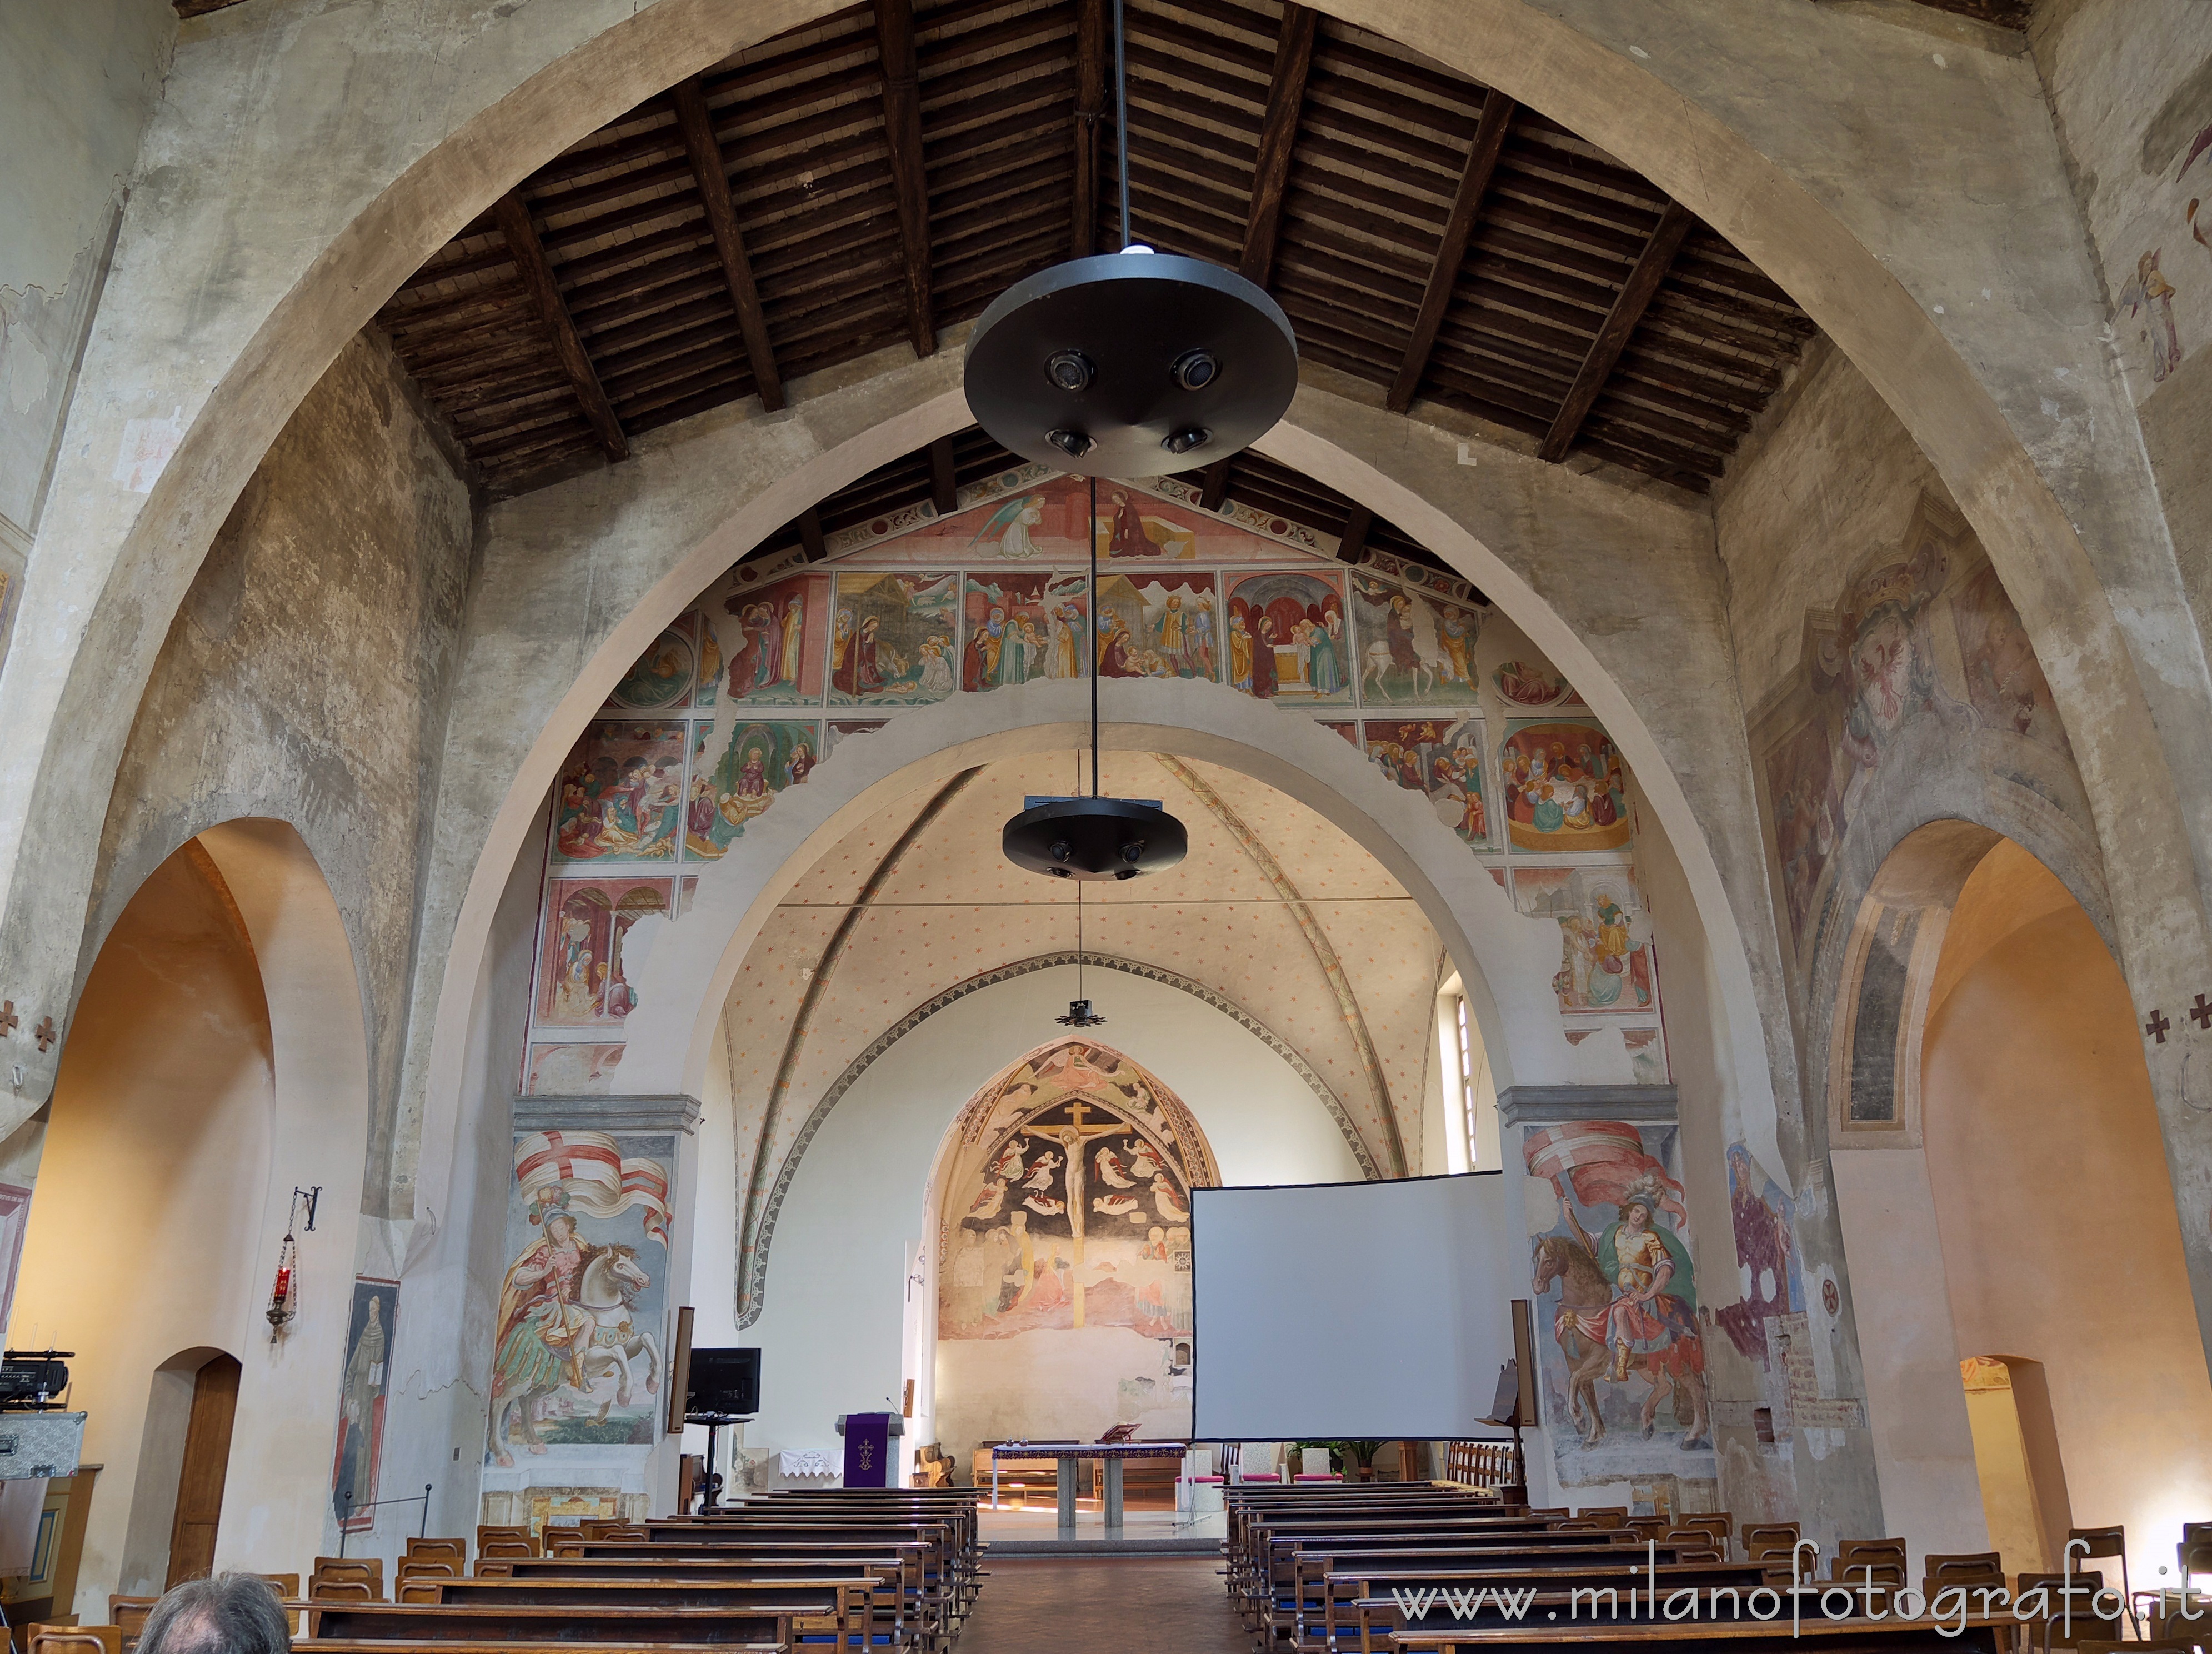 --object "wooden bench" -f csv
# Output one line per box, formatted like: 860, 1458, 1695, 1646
1384, 1614, 2015, 1654
303, 1602, 793, 1647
